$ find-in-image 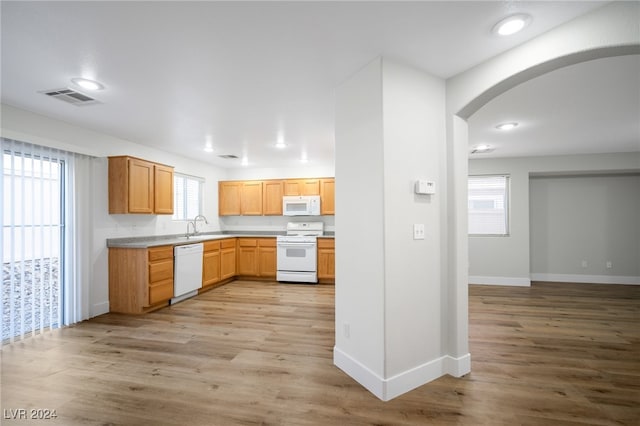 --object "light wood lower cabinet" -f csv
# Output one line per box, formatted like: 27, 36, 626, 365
257, 239, 277, 278
236, 238, 277, 279
317, 238, 335, 283
202, 240, 221, 287
109, 245, 174, 314
220, 239, 237, 280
